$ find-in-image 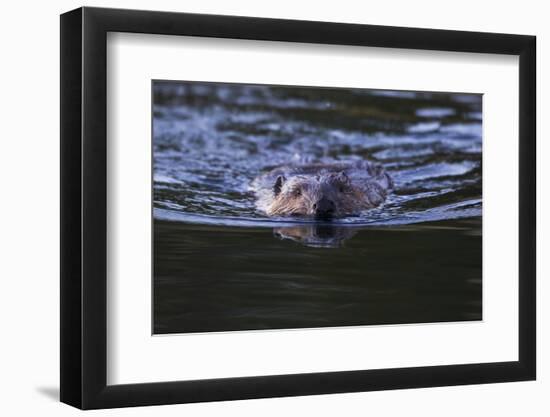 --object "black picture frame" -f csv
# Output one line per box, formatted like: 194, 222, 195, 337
60, 6, 536, 410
